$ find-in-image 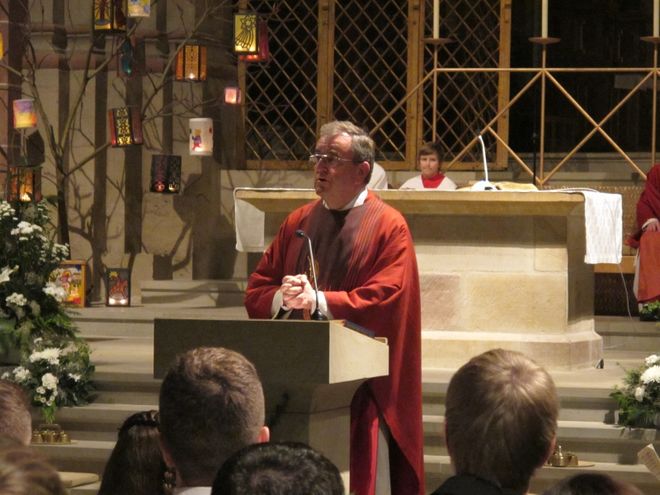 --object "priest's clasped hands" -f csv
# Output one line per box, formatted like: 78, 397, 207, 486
280, 274, 317, 311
